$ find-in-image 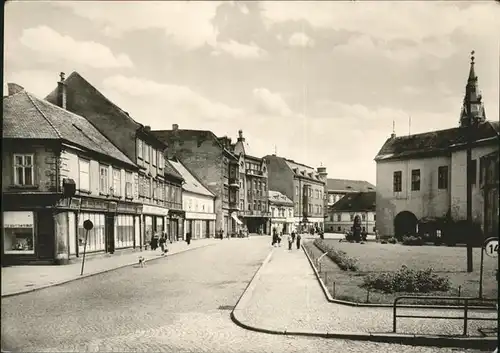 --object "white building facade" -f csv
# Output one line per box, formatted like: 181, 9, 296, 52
169, 159, 216, 239
268, 190, 295, 234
